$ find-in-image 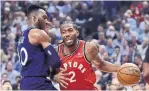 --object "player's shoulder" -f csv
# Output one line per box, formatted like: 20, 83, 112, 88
30, 29, 49, 39
28, 29, 50, 44
29, 29, 48, 37
85, 40, 99, 52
